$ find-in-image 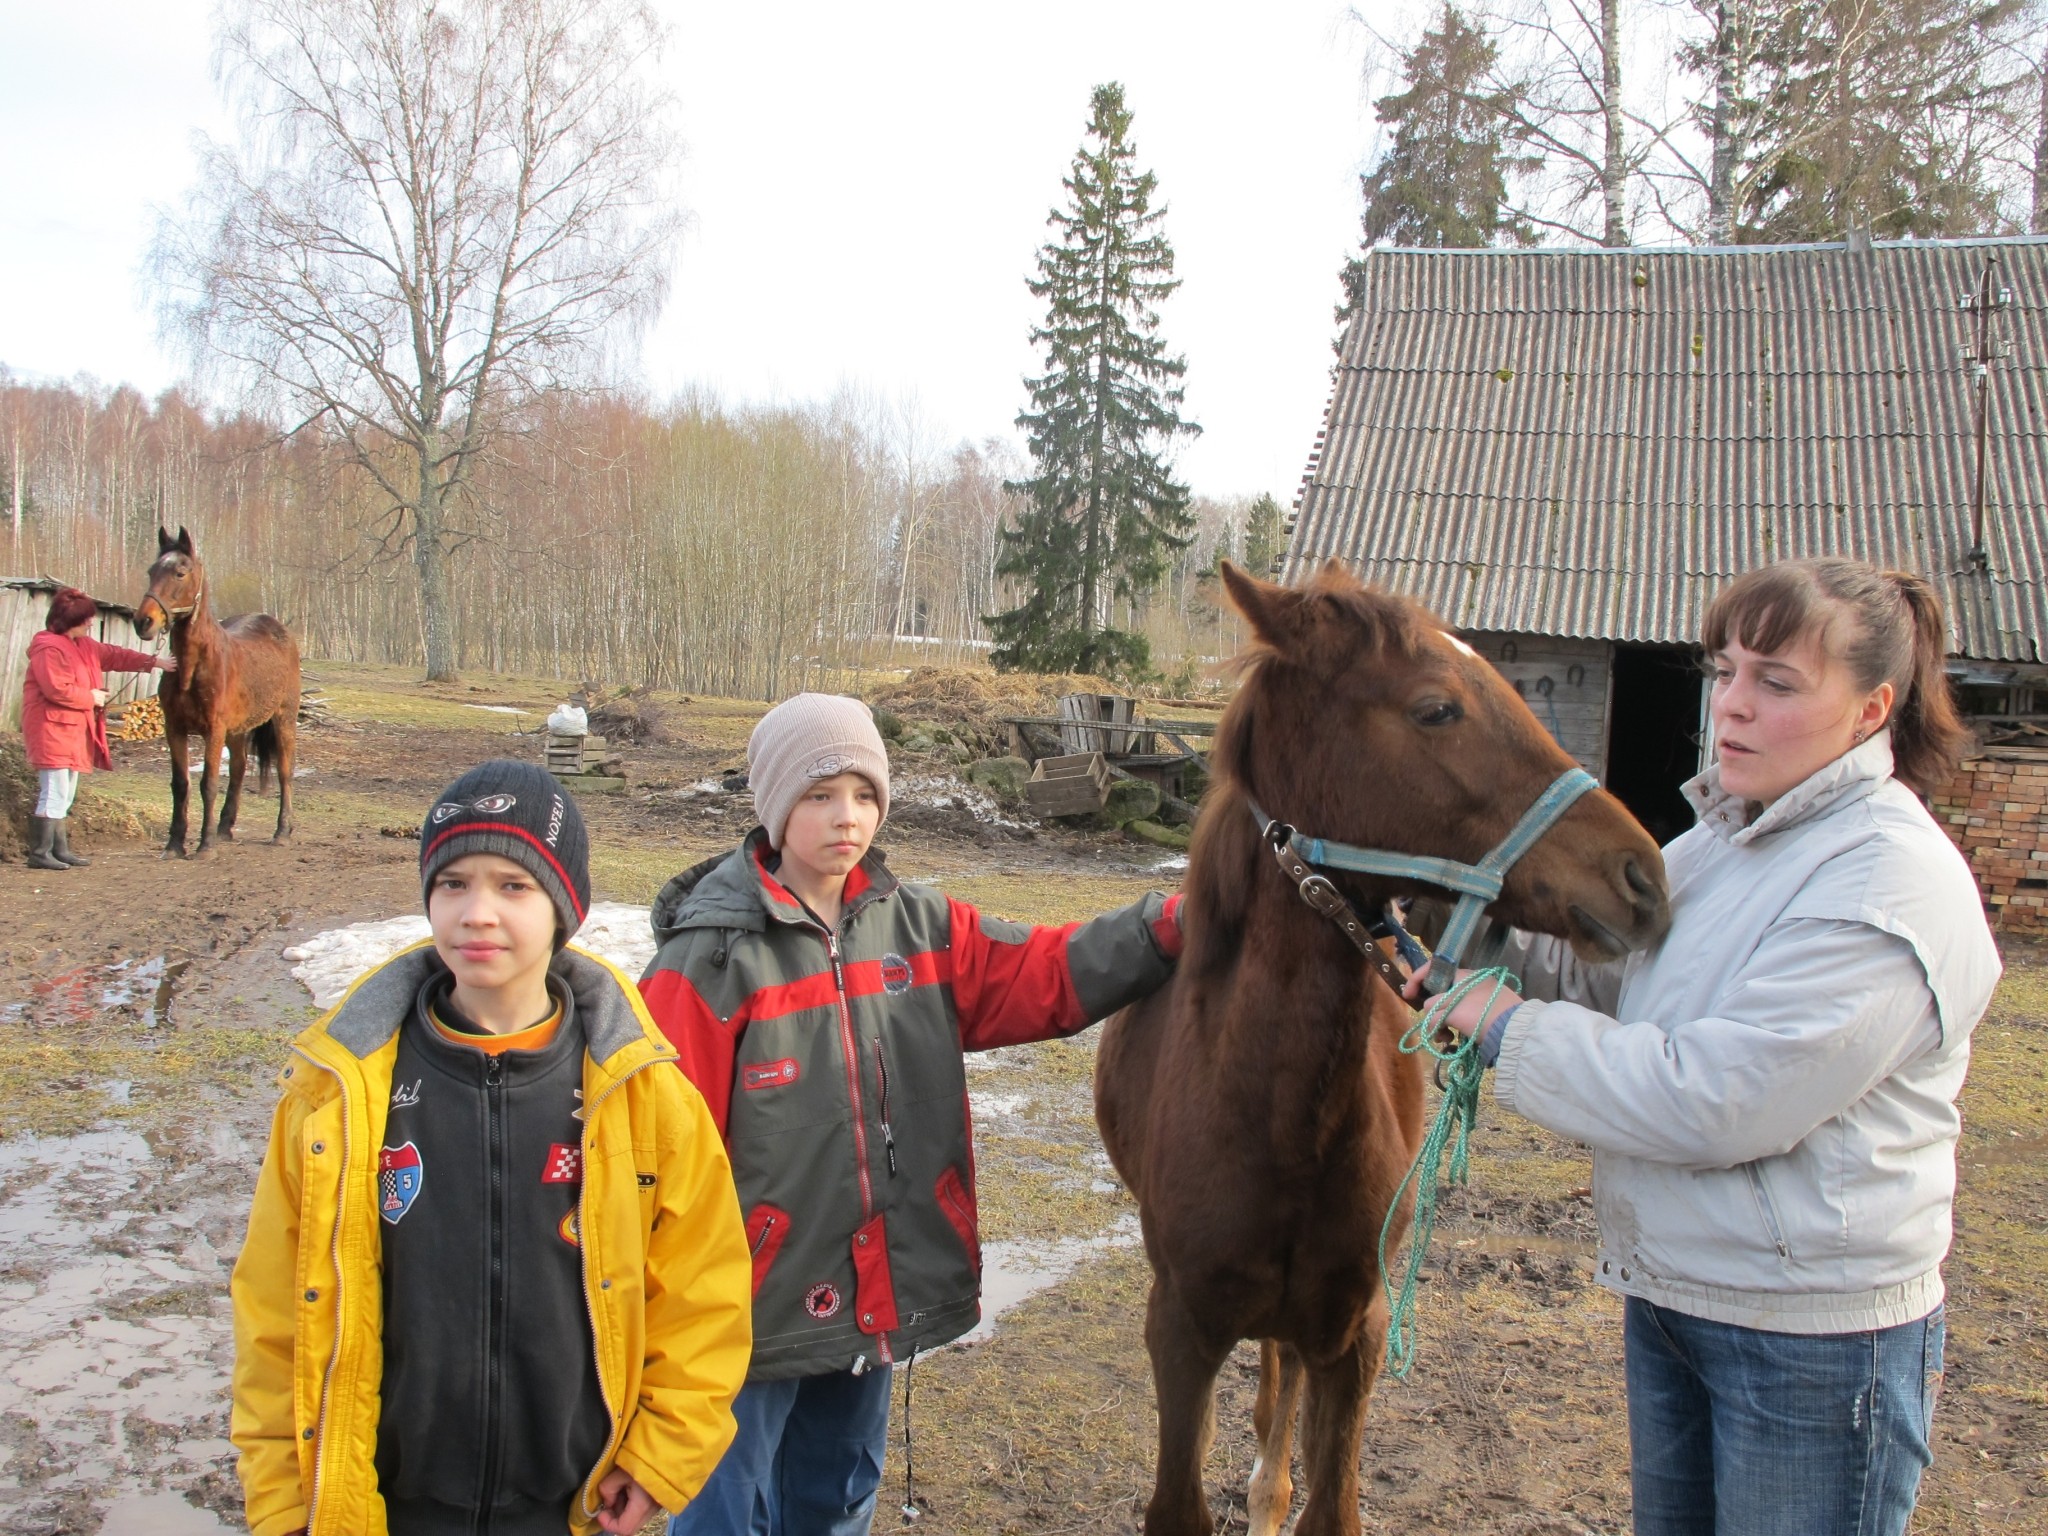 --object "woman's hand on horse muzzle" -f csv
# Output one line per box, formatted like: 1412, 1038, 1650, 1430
1402, 966, 1523, 1040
